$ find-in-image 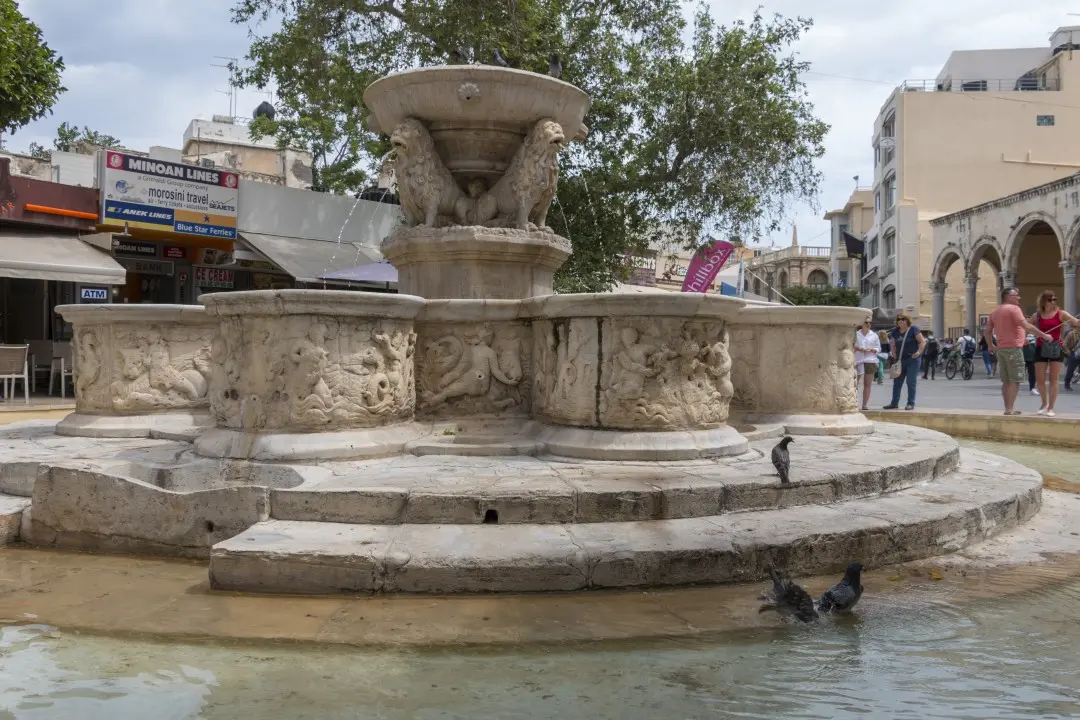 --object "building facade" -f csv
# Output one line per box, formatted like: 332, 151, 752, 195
824, 189, 874, 291
930, 171, 1080, 340
743, 227, 831, 301
861, 26, 1080, 334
